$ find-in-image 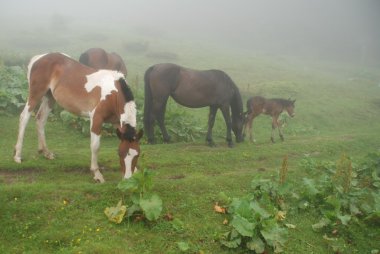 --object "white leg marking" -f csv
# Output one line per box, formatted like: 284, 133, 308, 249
14, 104, 31, 163
123, 148, 138, 179
90, 132, 104, 183
36, 97, 54, 159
